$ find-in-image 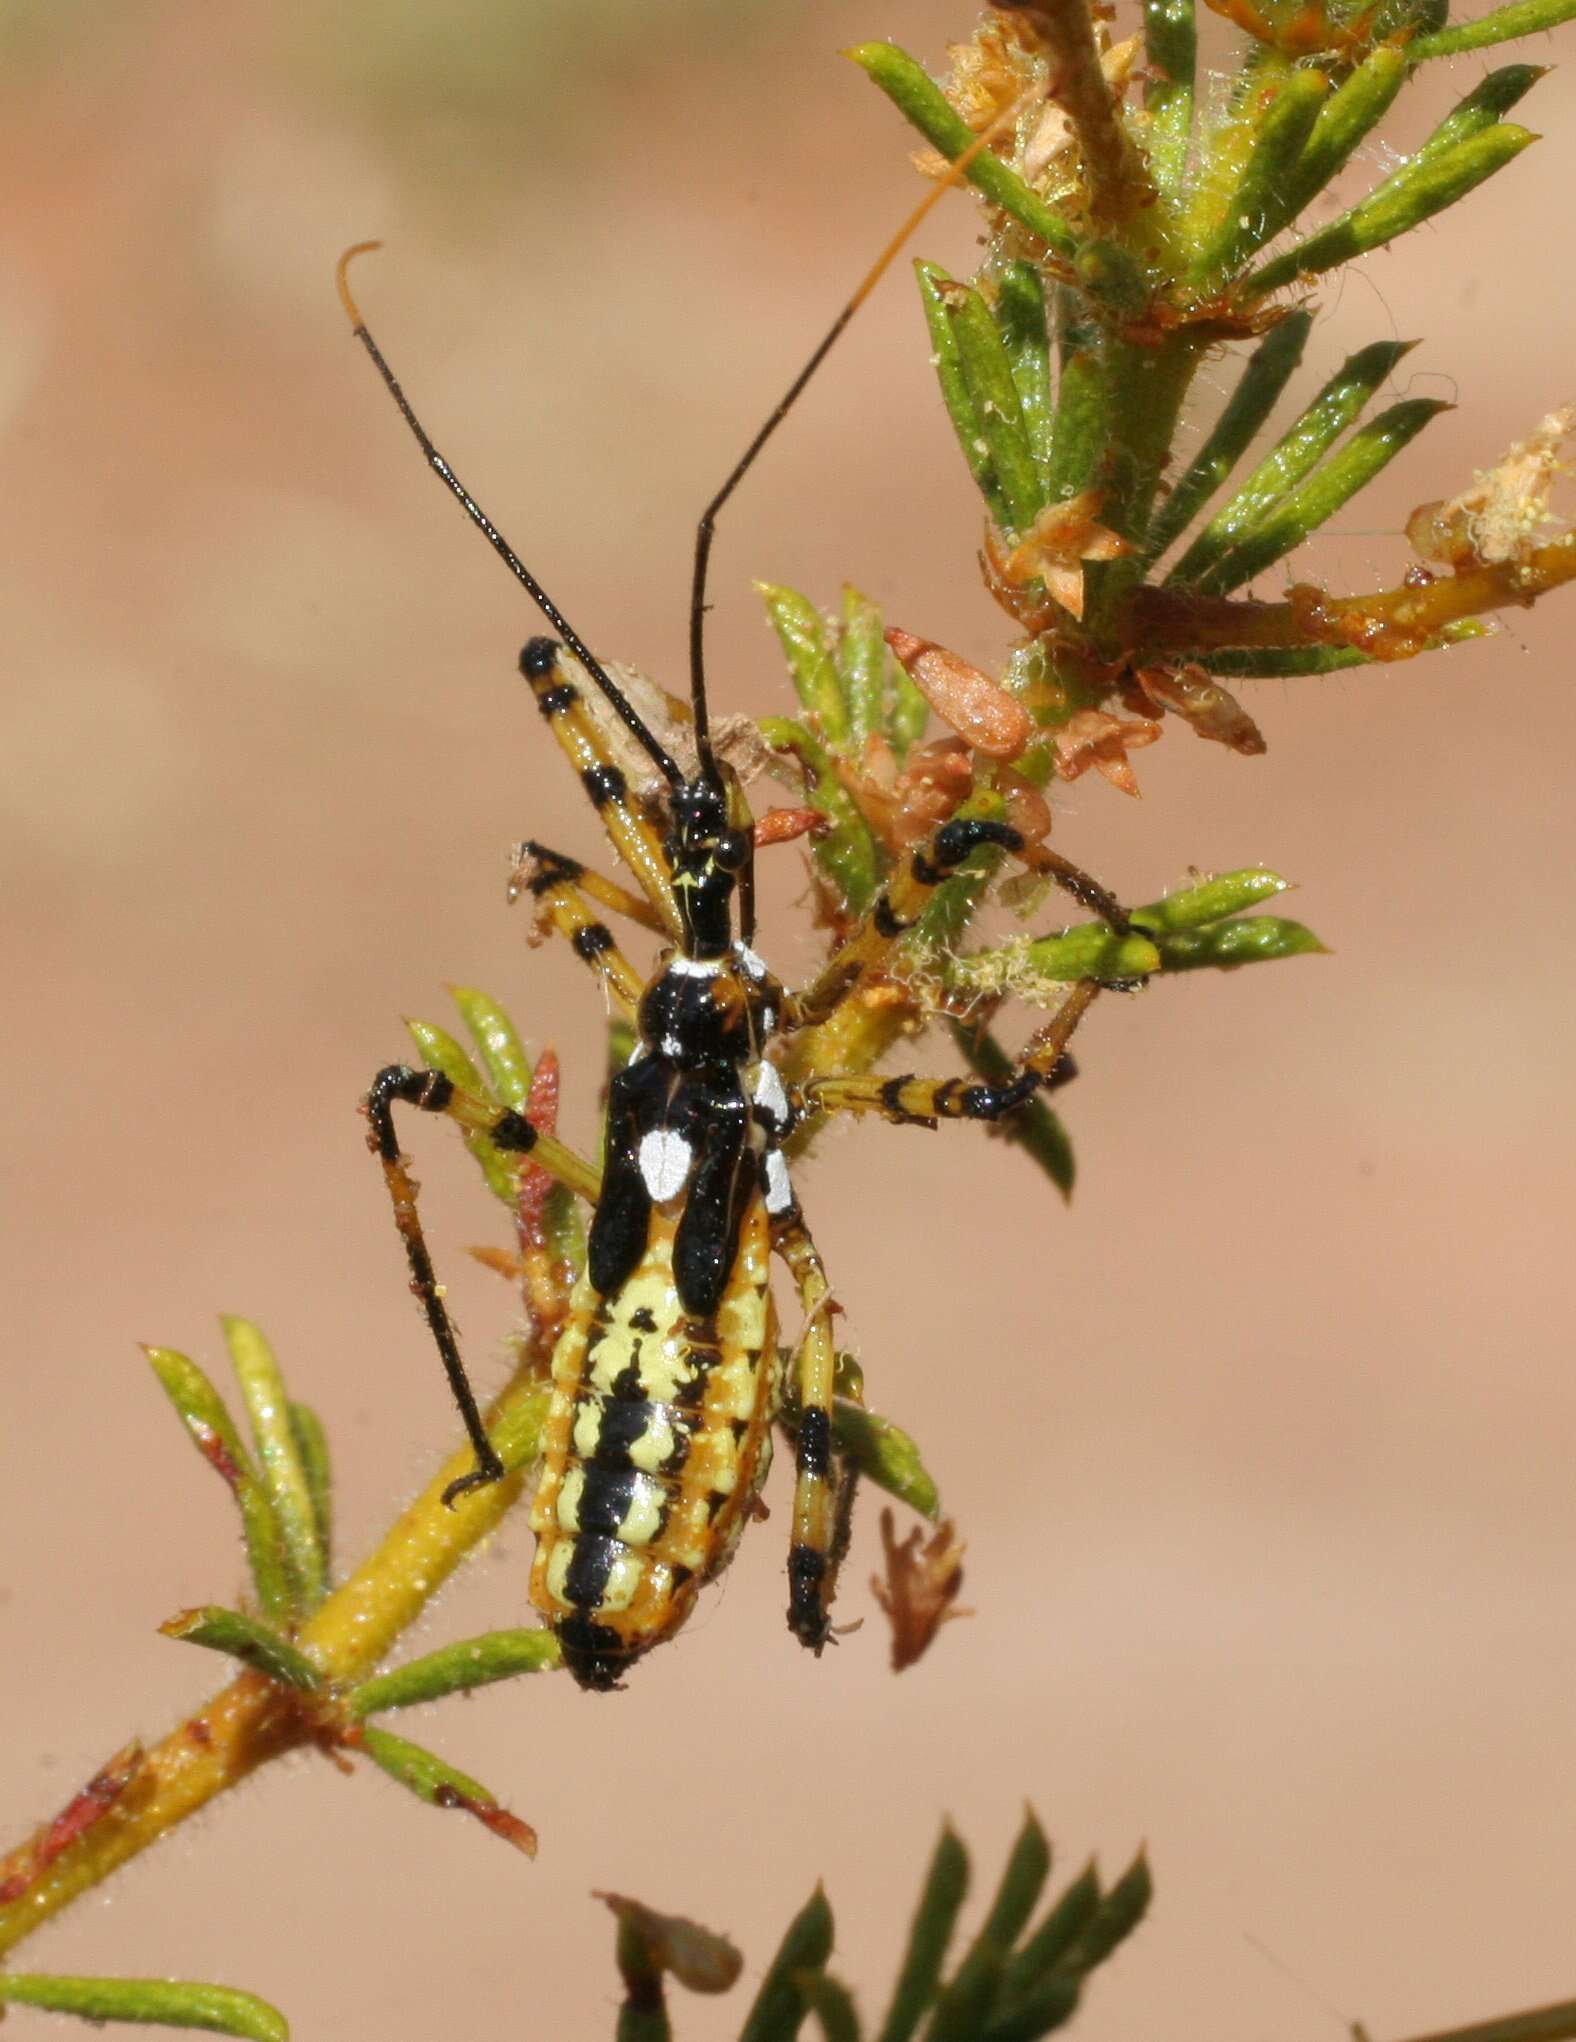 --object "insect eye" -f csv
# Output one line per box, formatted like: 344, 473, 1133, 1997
715, 830, 750, 871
